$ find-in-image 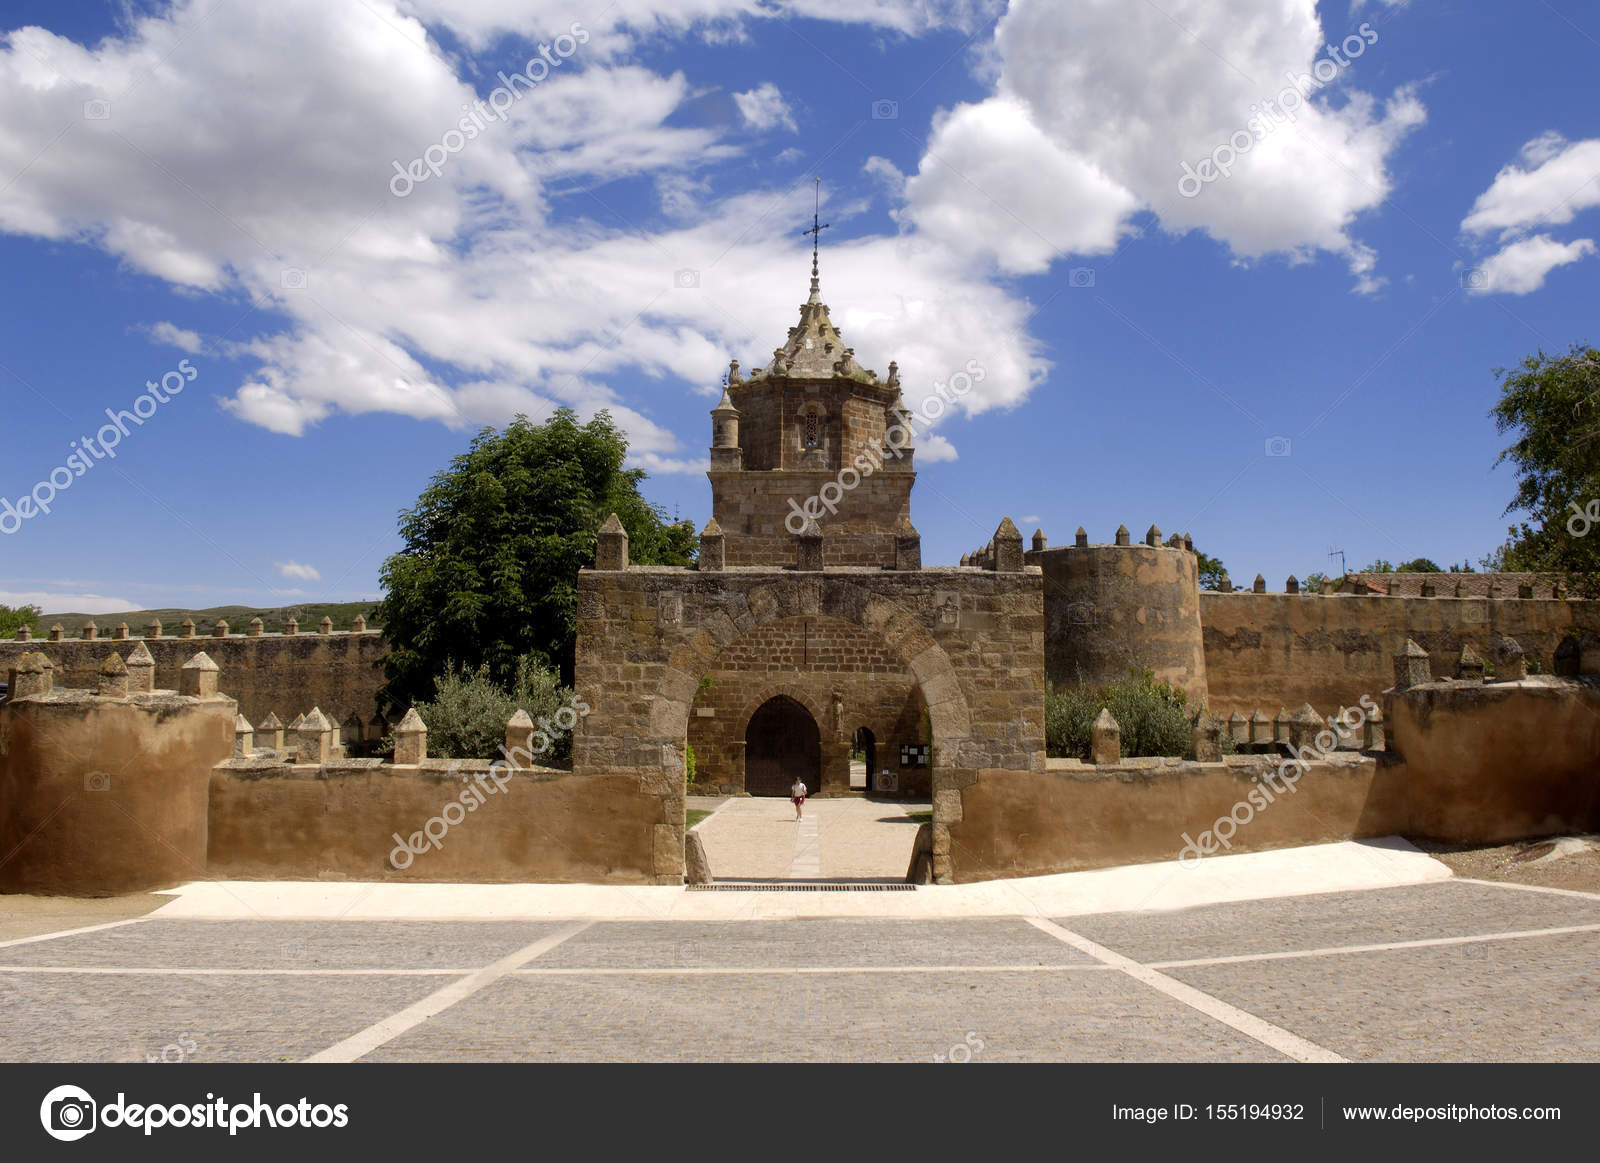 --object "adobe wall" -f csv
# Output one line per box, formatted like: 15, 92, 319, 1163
1200, 593, 1600, 716
207, 760, 661, 884
0, 630, 389, 727
0, 688, 235, 895
943, 754, 1403, 882
1385, 677, 1600, 843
